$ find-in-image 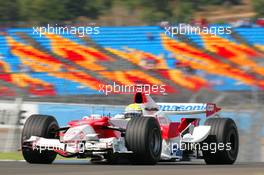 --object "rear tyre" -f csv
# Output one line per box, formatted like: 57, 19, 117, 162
125, 117, 162, 164
21, 114, 59, 164
203, 118, 239, 164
